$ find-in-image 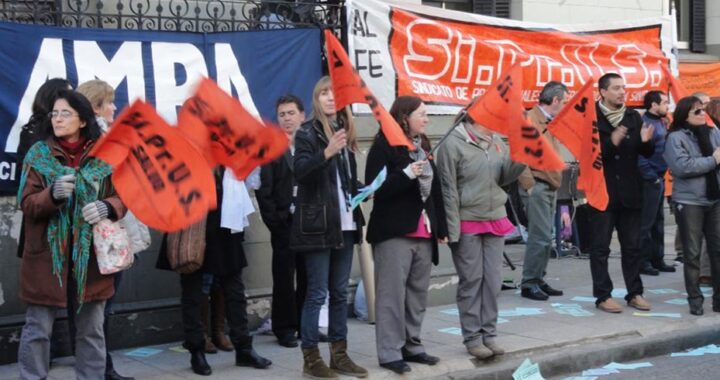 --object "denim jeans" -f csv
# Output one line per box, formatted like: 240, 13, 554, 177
300, 231, 355, 349
639, 179, 665, 268
674, 202, 720, 306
